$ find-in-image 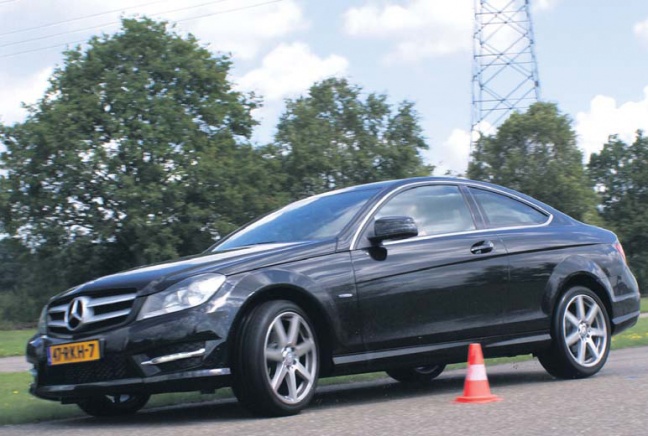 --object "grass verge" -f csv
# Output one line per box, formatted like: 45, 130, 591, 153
640, 297, 648, 313
0, 372, 232, 426
611, 316, 648, 349
0, 331, 35, 358
1, 318, 647, 426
